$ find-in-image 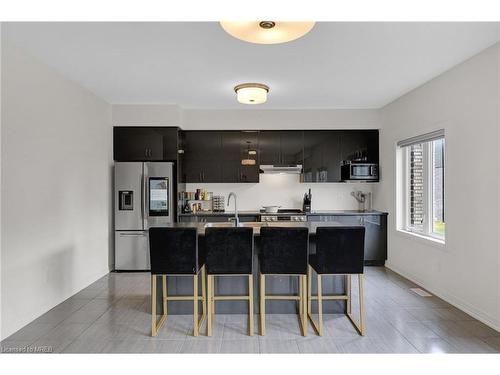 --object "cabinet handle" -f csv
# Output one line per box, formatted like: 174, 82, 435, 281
202, 171, 205, 182
145, 148, 148, 157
